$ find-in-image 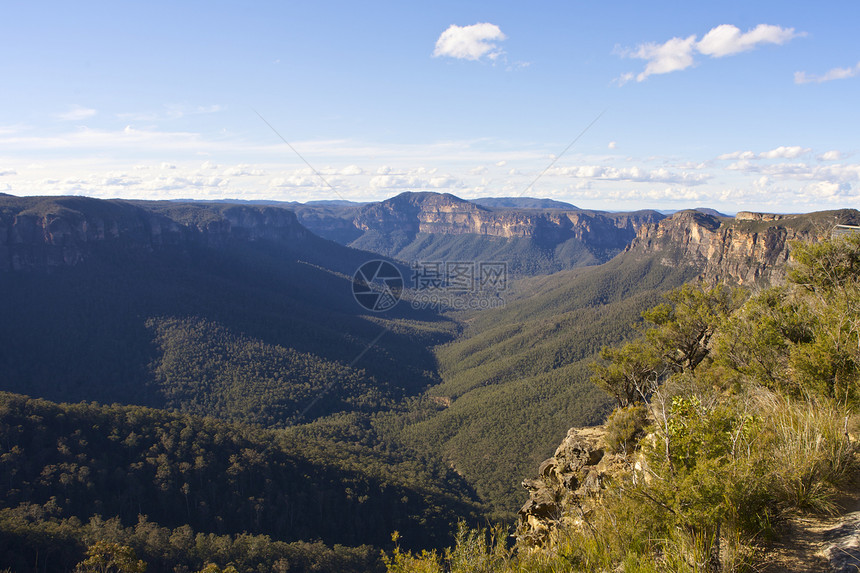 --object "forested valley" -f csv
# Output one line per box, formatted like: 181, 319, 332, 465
2, 195, 859, 572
